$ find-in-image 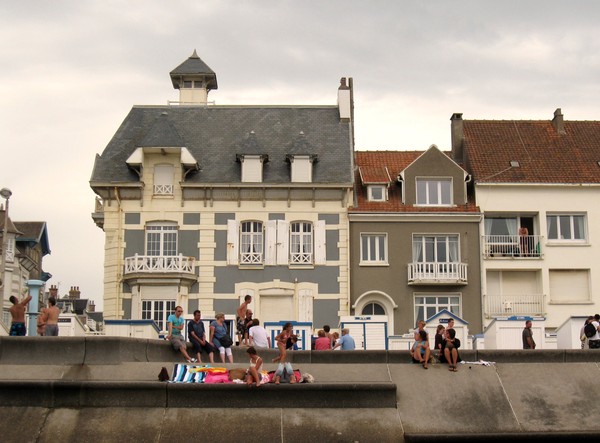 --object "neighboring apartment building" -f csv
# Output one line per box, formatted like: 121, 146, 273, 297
349, 147, 483, 336
451, 109, 600, 331
90, 51, 354, 332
